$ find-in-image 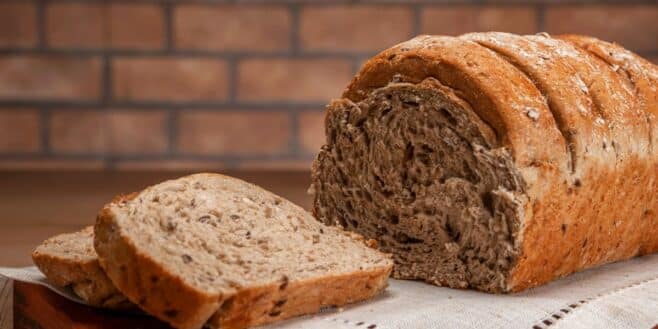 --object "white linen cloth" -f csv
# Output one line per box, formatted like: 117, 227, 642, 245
2, 254, 657, 329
